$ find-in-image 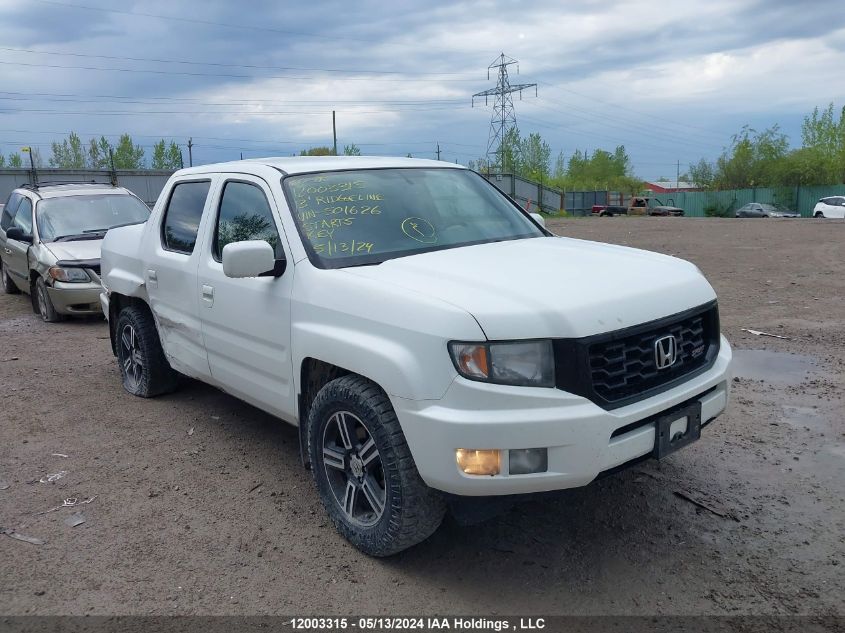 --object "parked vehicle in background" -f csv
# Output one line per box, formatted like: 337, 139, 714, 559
592, 196, 684, 217
813, 196, 845, 218
100, 157, 732, 556
735, 203, 799, 218
0, 183, 150, 321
